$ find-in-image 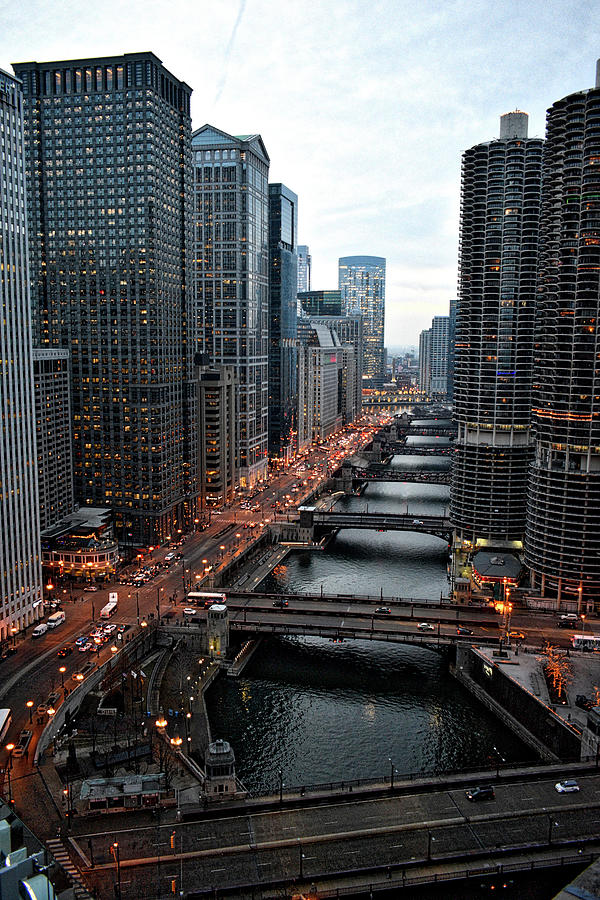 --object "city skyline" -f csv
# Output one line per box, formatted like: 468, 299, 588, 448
3, 0, 599, 344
